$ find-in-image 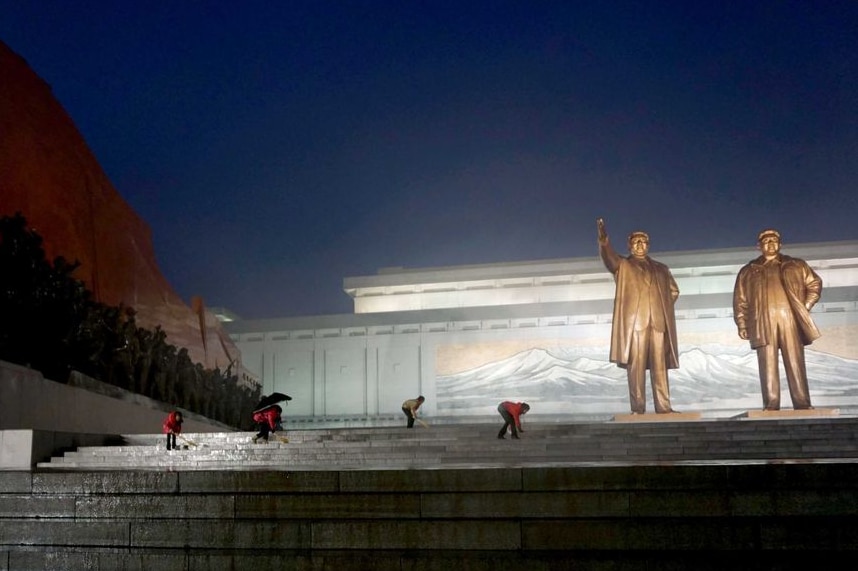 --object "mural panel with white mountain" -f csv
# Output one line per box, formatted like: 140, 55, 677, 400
436, 344, 858, 416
